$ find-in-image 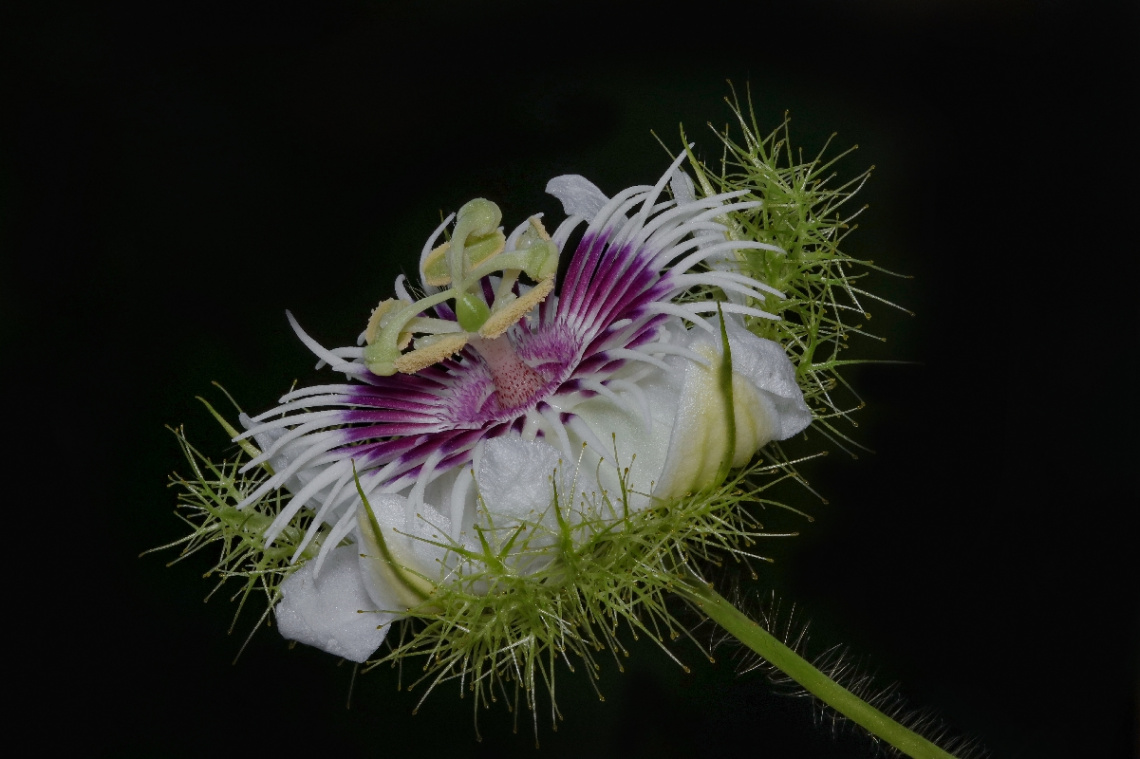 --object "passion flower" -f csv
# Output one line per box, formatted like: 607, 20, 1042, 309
238, 154, 811, 662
